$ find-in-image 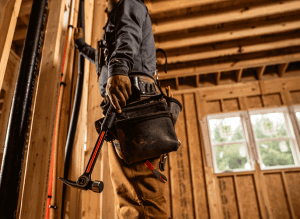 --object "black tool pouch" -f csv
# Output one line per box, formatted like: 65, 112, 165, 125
115, 98, 180, 164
